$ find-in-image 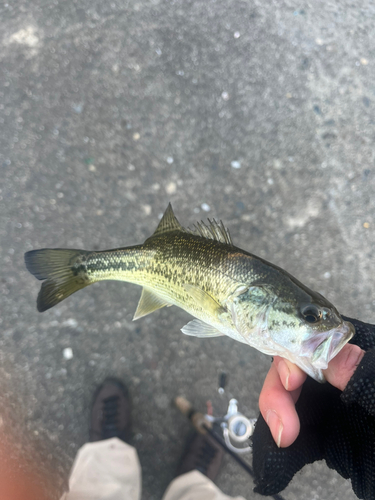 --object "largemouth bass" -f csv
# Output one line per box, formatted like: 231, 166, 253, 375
25, 204, 354, 381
